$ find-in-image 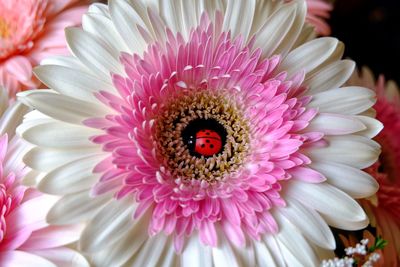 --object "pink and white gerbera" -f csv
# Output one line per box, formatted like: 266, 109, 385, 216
0, 0, 88, 98
0, 87, 88, 267
348, 67, 400, 266
19, 1, 382, 266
